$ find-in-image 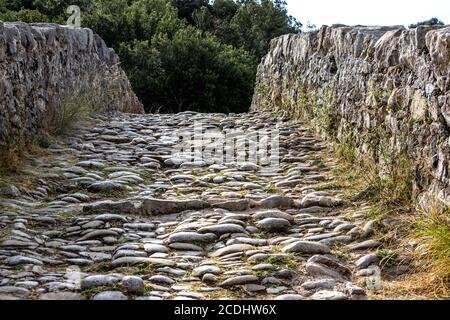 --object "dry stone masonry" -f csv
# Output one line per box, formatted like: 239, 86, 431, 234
252, 25, 450, 208
0, 22, 144, 145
